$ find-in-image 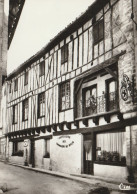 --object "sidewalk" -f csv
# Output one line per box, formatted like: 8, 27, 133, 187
0, 160, 129, 193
